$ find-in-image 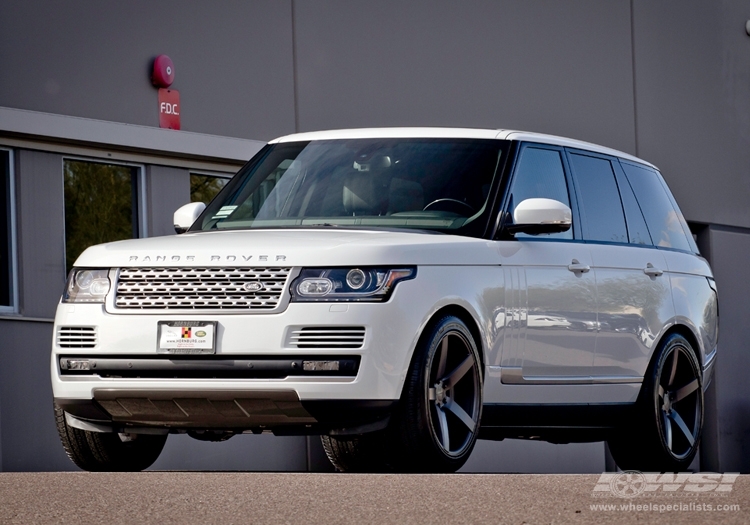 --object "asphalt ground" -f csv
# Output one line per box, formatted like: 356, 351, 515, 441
0, 472, 747, 524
